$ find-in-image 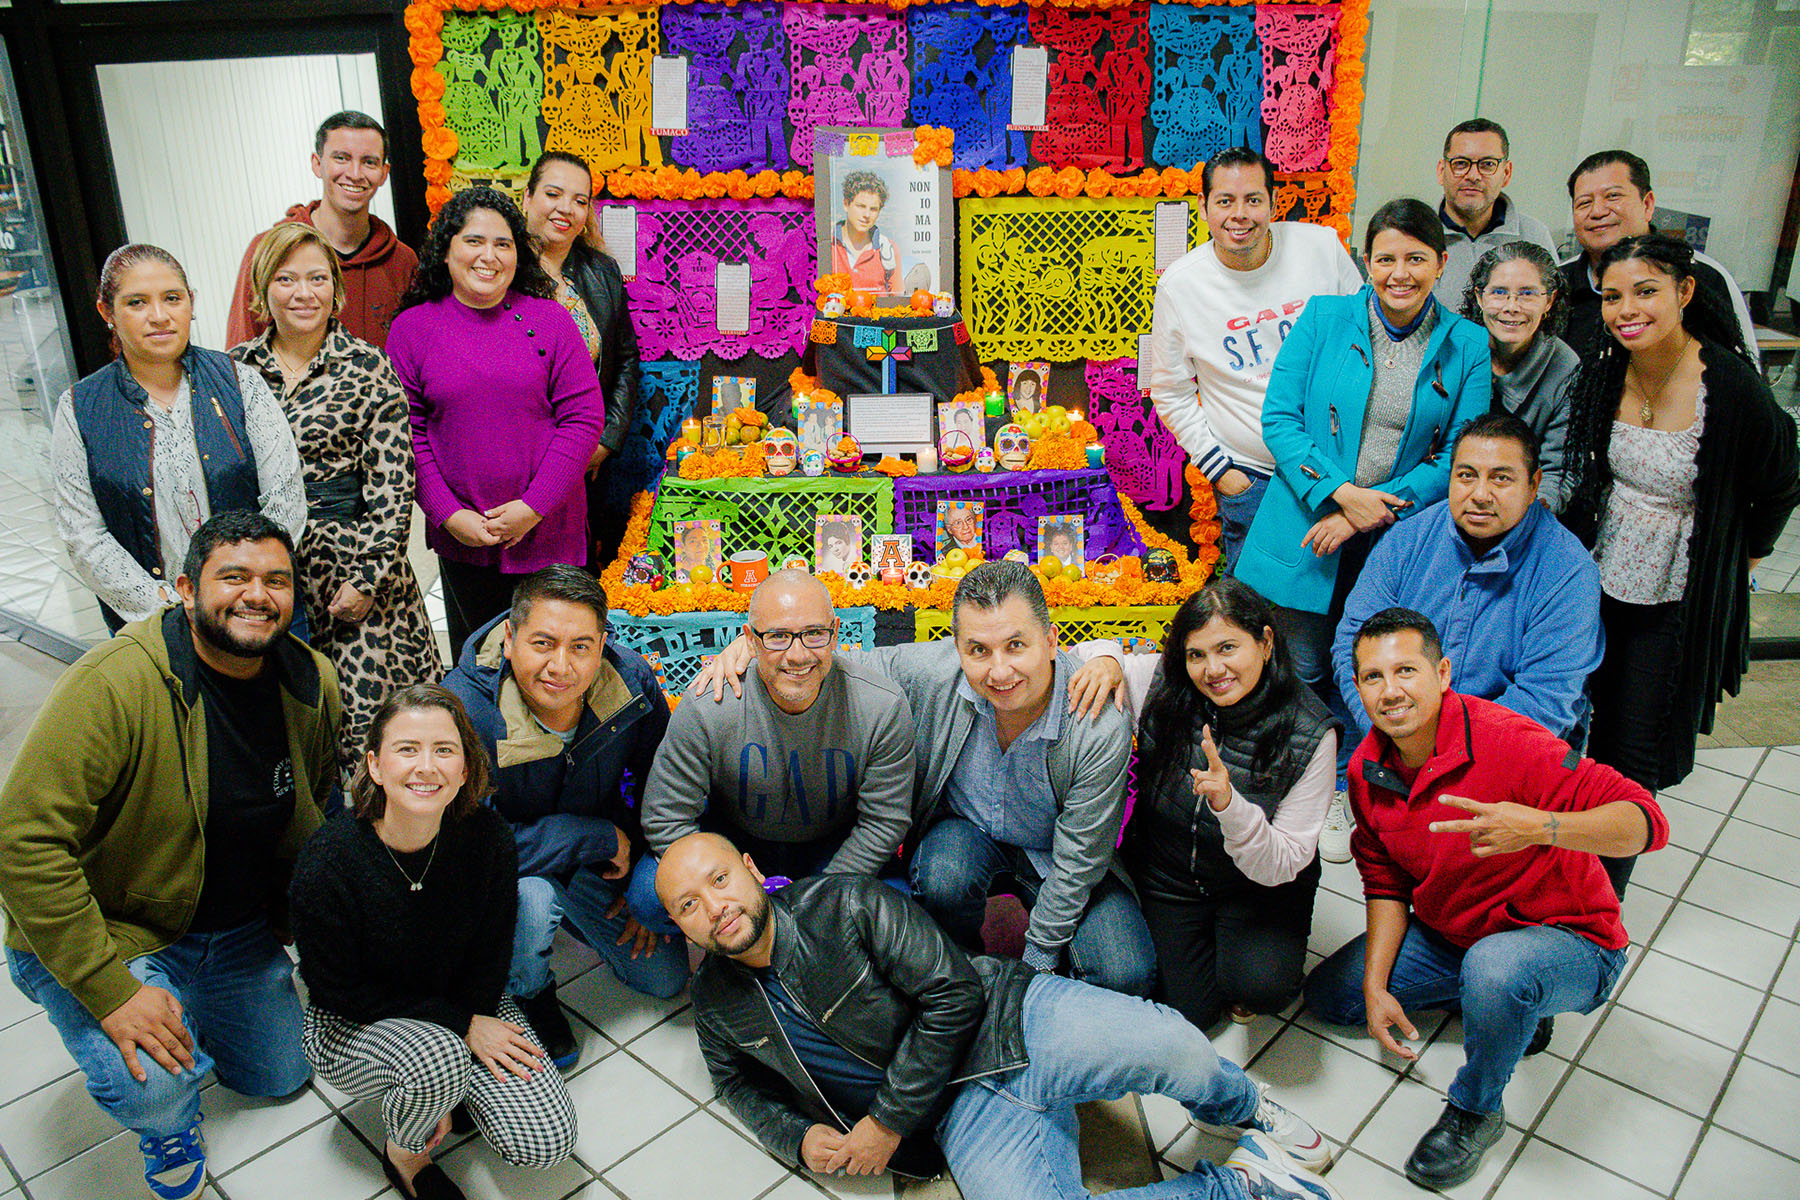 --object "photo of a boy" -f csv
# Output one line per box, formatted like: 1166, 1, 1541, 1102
831, 170, 903, 295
